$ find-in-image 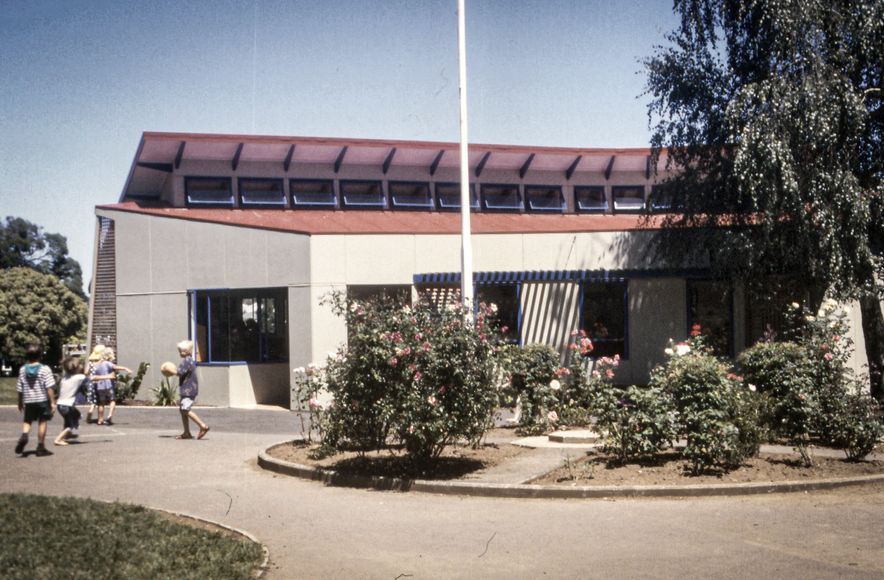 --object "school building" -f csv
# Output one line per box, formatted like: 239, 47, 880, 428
88, 132, 873, 408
